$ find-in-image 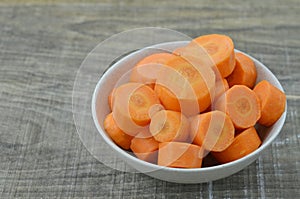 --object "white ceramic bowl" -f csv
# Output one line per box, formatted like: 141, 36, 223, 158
91, 41, 287, 183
